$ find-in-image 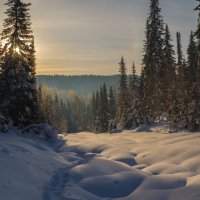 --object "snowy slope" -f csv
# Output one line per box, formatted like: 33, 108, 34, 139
0, 127, 200, 200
